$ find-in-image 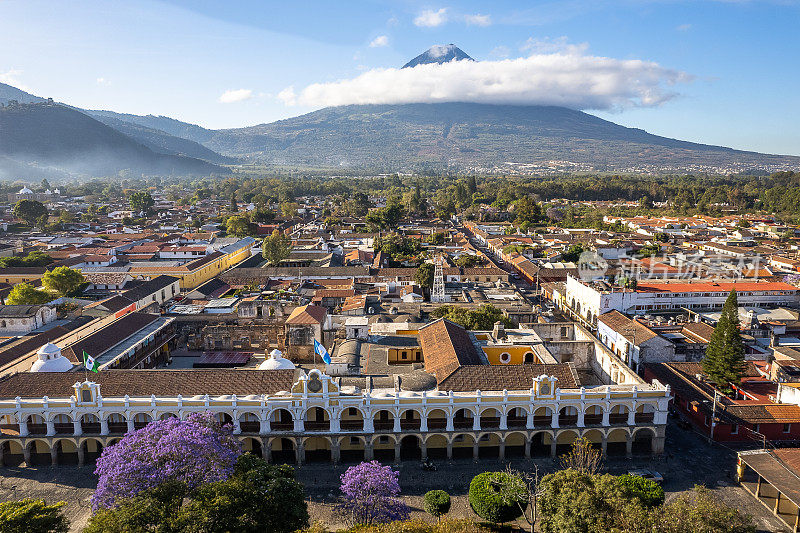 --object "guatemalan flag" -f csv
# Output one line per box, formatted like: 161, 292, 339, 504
314, 339, 332, 365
